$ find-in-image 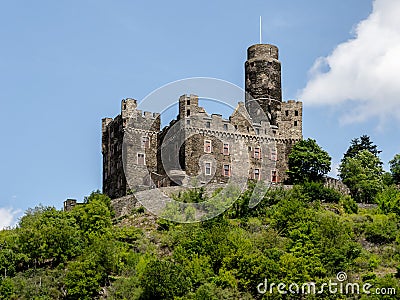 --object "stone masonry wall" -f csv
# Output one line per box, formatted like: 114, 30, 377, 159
103, 94, 302, 198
